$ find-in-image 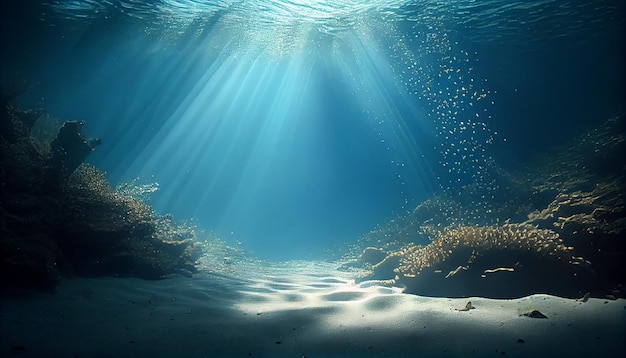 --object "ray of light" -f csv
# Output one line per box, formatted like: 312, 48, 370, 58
38, 1, 455, 258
